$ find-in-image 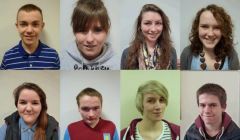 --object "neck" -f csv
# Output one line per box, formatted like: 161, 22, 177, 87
145, 42, 157, 55
89, 118, 100, 128
146, 41, 156, 49
139, 118, 162, 131
205, 121, 222, 136
203, 48, 215, 59
22, 41, 39, 54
